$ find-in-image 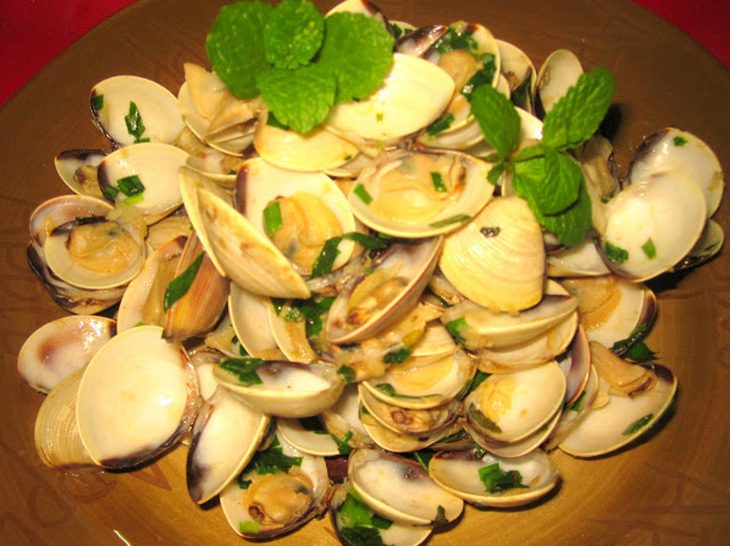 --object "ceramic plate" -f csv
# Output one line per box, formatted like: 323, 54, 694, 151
1, 0, 728, 544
